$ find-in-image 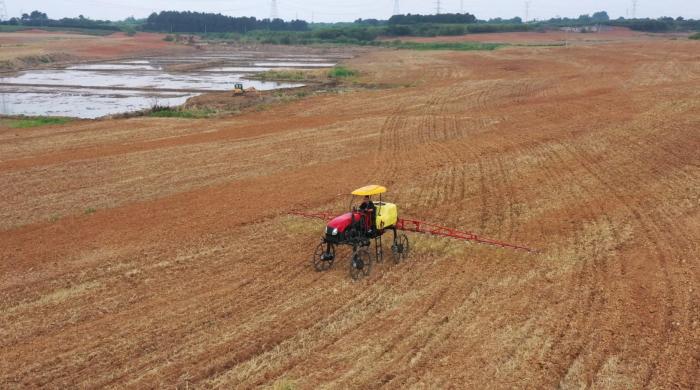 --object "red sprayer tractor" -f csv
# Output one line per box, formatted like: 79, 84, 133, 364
291, 185, 535, 280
